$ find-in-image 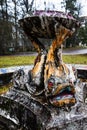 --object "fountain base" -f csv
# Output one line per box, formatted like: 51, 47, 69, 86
0, 80, 87, 130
